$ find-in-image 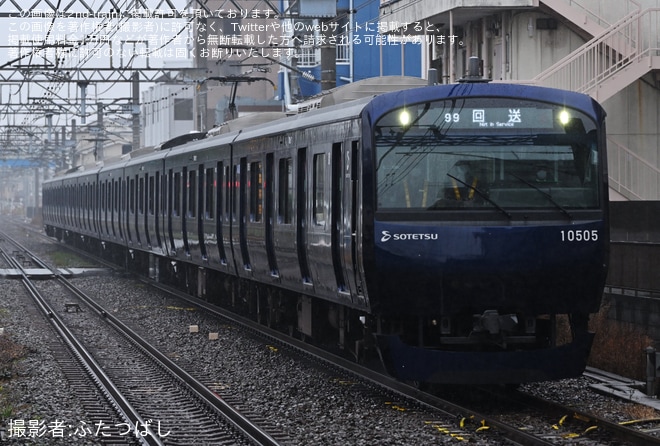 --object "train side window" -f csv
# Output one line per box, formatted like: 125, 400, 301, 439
205, 167, 214, 219
188, 169, 197, 218
148, 175, 155, 215
313, 153, 326, 226
173, 172, 181, 217
250, 161, 263, 223
278, 157, 293, 224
